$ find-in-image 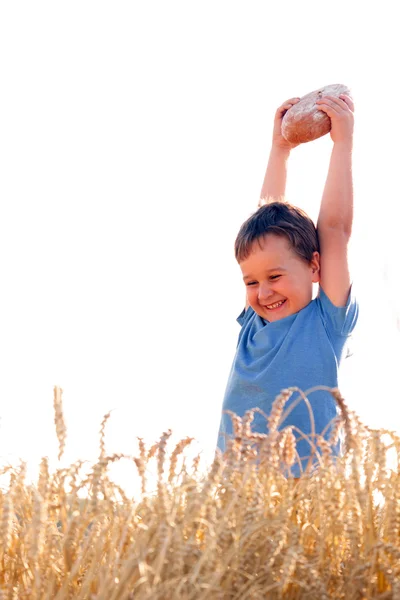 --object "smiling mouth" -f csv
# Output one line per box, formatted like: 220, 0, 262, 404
265, 299, 287, 310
